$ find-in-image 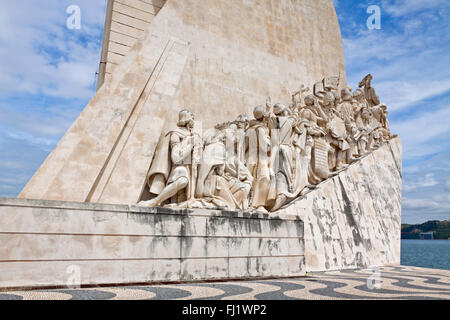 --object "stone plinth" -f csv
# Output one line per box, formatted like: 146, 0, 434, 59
0, 198, 305, 290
